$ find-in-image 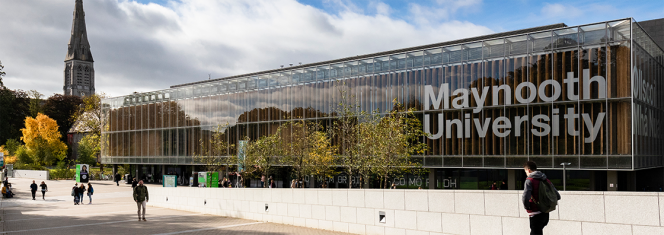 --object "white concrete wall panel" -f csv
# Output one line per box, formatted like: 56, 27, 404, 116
340, 206, 358, 223
149, 188, 664, 235
428, 191, 455, 213
384, 191, 405, 210
557, 192, 605, 222
333, 190, 348, 206
365, 190, 384, 209
483, 191, 519, 217
454, 192, 485, 215
416, 211, 442, 232
469, 215, 501, 235
581, 222, 632, 235
404, 191, 428, 211
441, 213, 470, 235
318, 190, 333, 206
604, 193, 659, 226
394, 210, 417, 230
632, 225, 664, 235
